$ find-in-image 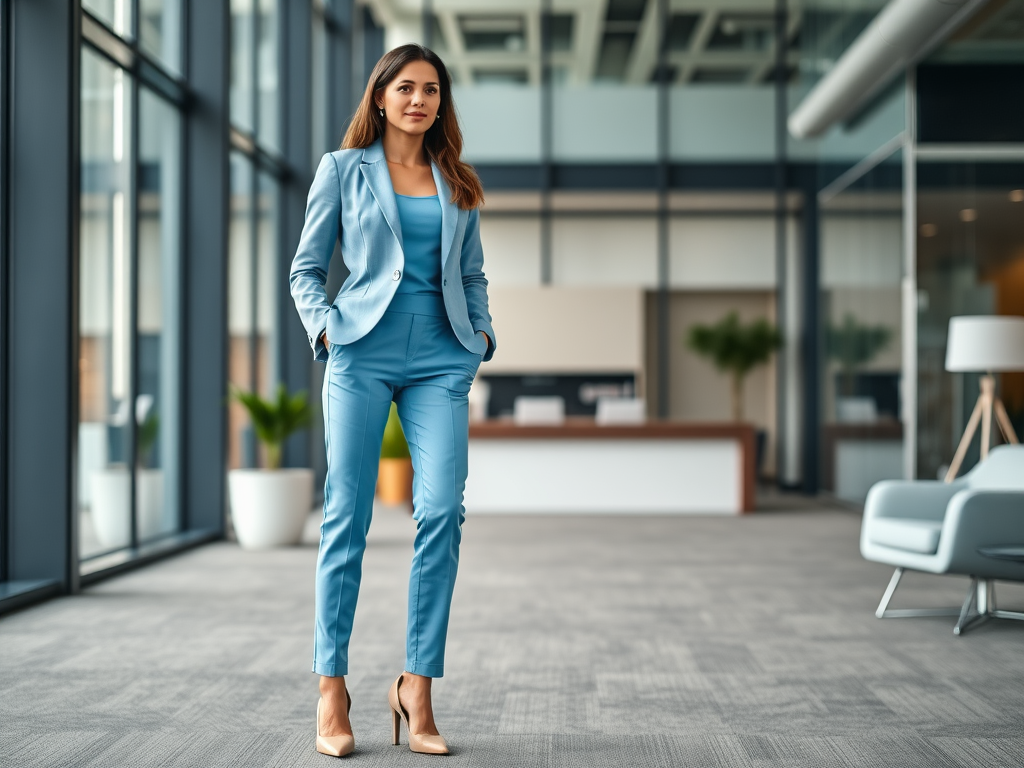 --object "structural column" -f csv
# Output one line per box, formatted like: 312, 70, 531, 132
184, 0, 230, 533
5, 0, 79, 596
